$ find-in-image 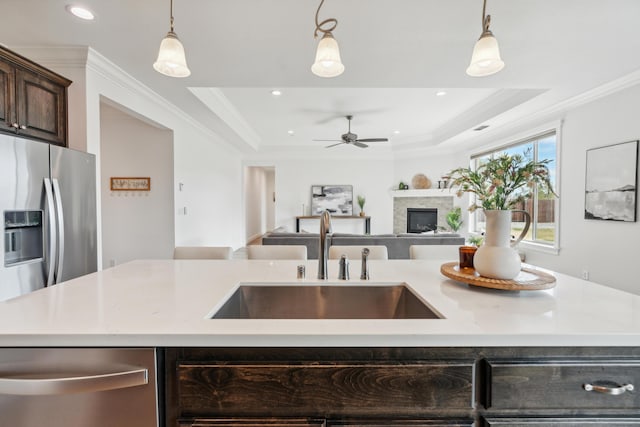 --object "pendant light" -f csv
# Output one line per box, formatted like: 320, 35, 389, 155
153, 0, 191, 78
311, 0, 344, 78
466, 0, 504, 77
